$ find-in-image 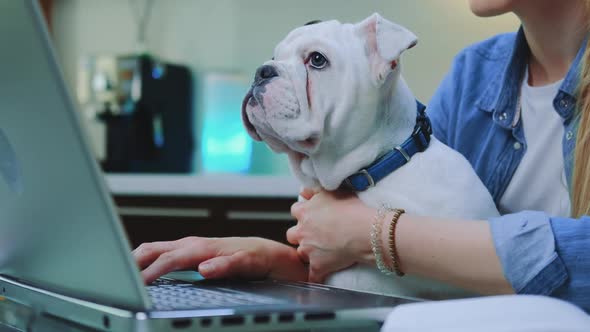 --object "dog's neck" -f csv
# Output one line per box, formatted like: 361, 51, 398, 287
298, 72, 418, 190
